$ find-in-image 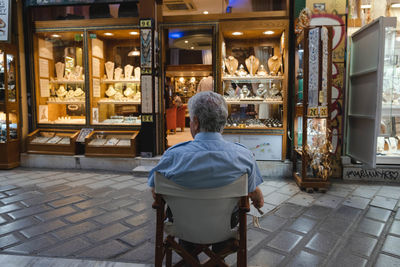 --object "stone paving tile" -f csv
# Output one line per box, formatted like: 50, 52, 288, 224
248, 248, 285, 267
320, 216, 353, 235
264, 192, 292, 206
53, 221, 98, 240
35, 206, 78, 222
102, 198, 137, 211
365, 206, 392, 222
94, 209, 133, 225
370, 196, 398, 211
259, 184, 277, 196
249, 203, 276, 217
333, 252, 368, 267
37, 179, 69, 188
247, 228, 269, 251
389, 220, 400, 236
259, 214, 287, 232
47, 195, 86, 208
5, 187, 36, 196
377, 186, 400, 199
0, 217, 39, 236
287, 193, 317, 207
306, 231, 340, 254
267, 231, 303, 253
287, 216, 317, 234
129, 202, 148, 212
0, 233, 20, 249
65, 208, 106, 223
4, 235, 58, 254
0, 185, 18, 192
395, 209, 400, 220
73, 198, 109, 209
343, 195, 370, 210
286, 250, 324, 267
276, 184, 300, 196
0, 215, 6, 224
125, 212, 152, 227
0, 203, 23, 214
345, 234, 378, 257
1, 191, 43, 205
78, 240, 130, 259
39, 237, 92, 257
67, 178, 98, 187
382, 235, 400, 257
87, 180, 117, 189
303, 205, 332, 219
326, 184, 354, 198
117, 241, 154, 262
314, 195, 344, 209
112, 175, 137, 182
375, 253, 400, 266
20, 219, 67, 238
352, 186, 380, 199
110, 181, 141, 190
133, 184, 150, 192
273, 204, 303, 219
21, 193, 63, 207
57, 187, 90, 197
119, 224, 154, 247
86, 223, 130, 243
358, 218, 385, 237
334, 205, 362, 222
7, 204, 52, 220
